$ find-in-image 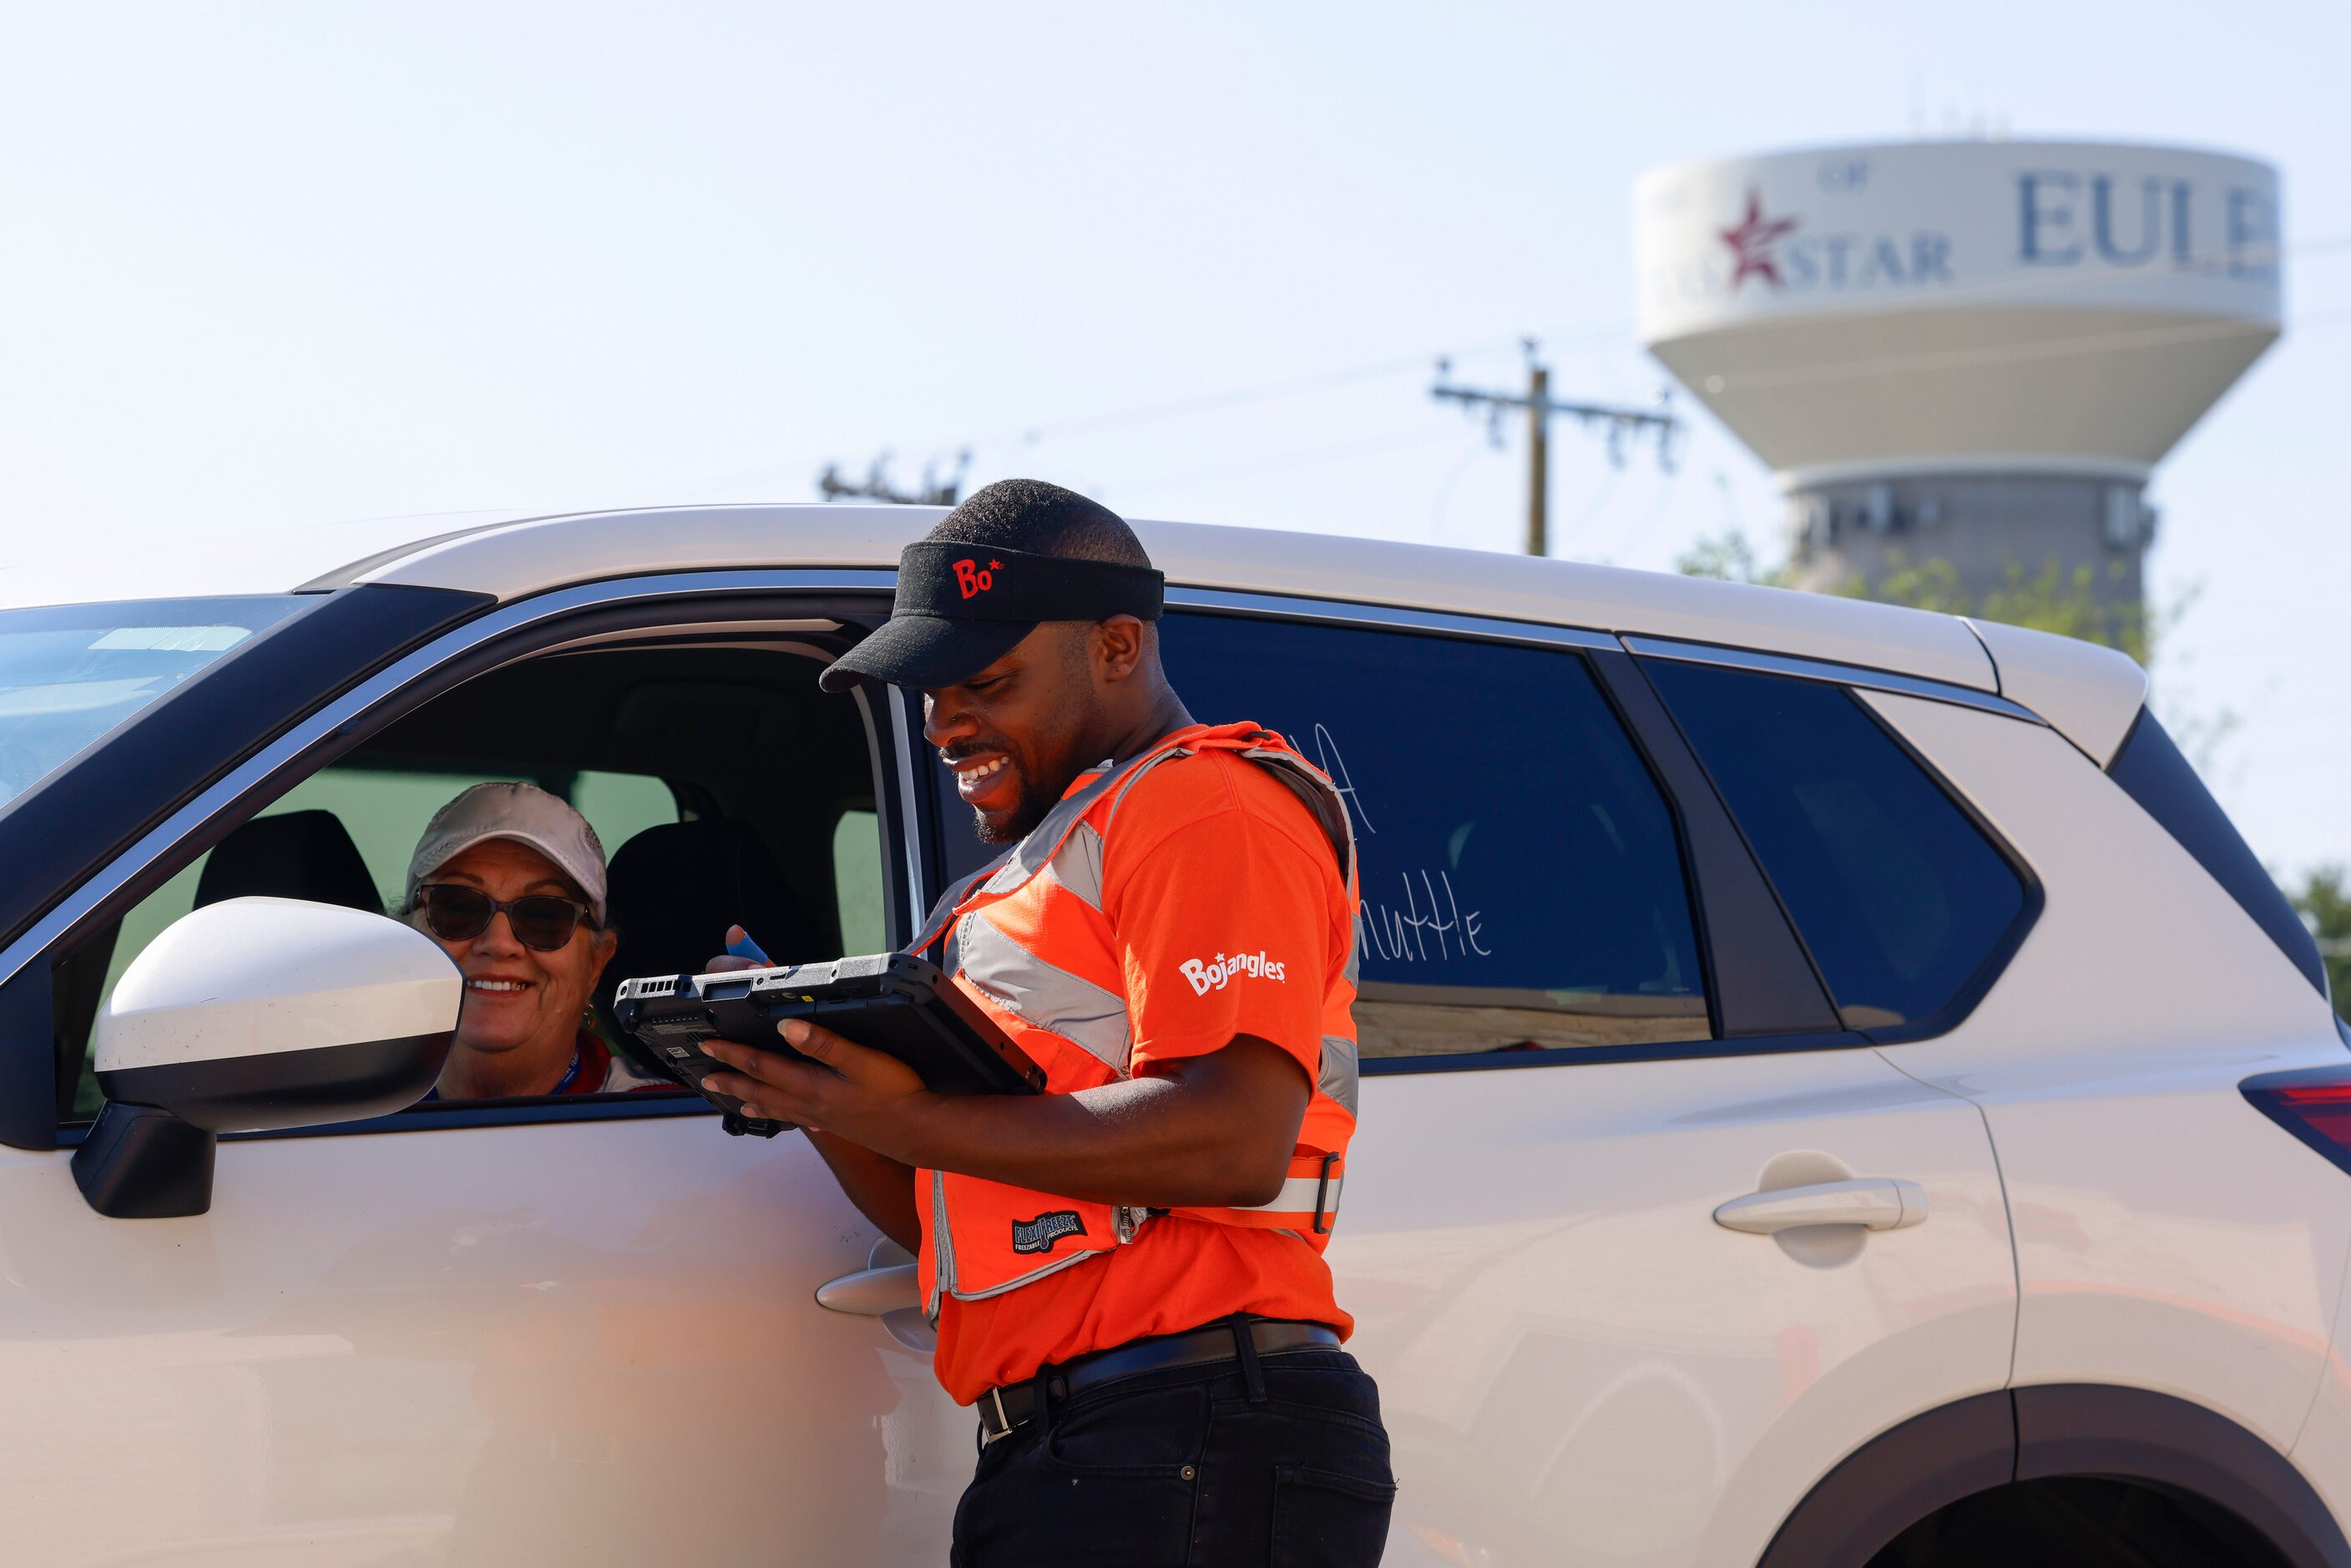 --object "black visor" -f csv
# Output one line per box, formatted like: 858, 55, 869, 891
821, 544, 1165, 693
